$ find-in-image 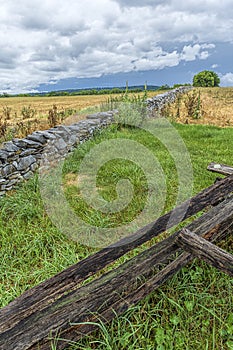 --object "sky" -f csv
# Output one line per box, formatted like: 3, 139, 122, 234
0, 0, 233, 93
